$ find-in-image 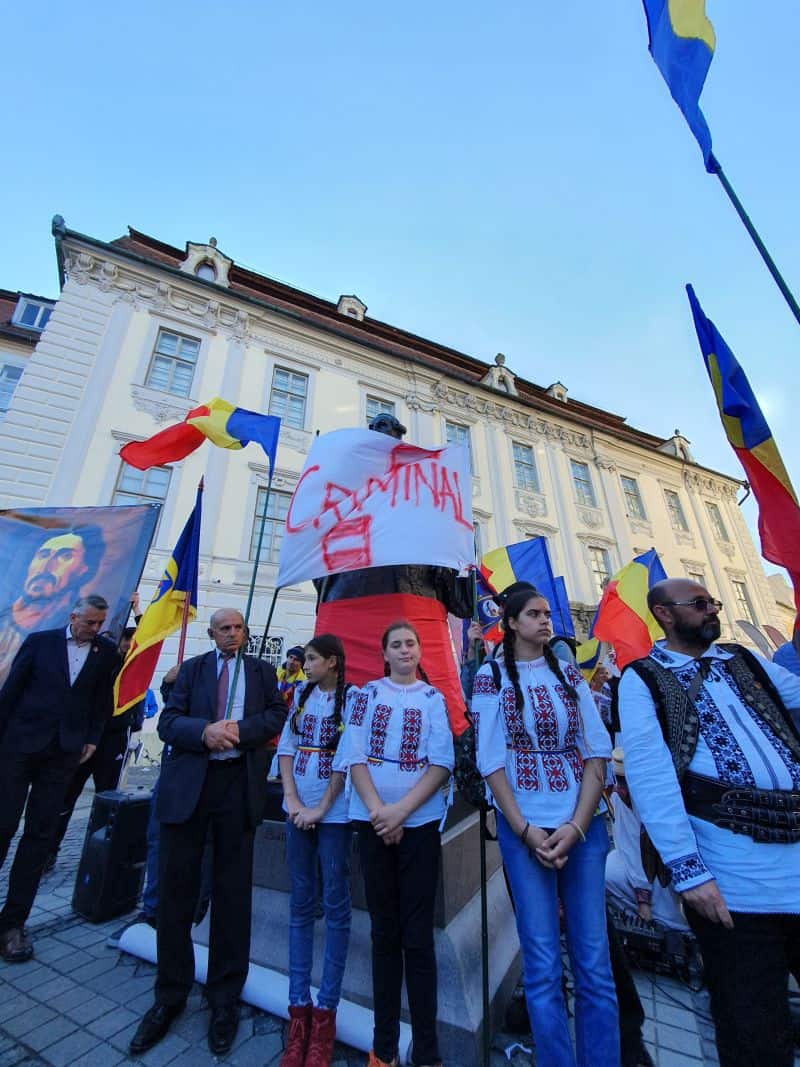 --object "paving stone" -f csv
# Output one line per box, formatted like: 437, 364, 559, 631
164, 1047, 219, 1067
229, 1032, 284, 1066
658, 1048, 704, 1066
3, 964, 53, 992
70, 1047, 126, 1067
64, 994, 119, 1025
86, 1006, 138, 1040
656, 1021, 704, 1057
47, 986, 93, 1014
0, 1044, 30, 1066
654, 998, 700, 1032
29, 975, 77, 1002
136, 1031, 190, 1066
23, 1015, 79, 1052
0, 1003, 57, 1039
33, 941, 75, 965
40, 1029, 102, 1067
65, 955, 122, 984
0, 994, 37, 1025
48, 949, 96, 975
105, 973, 155, 1004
